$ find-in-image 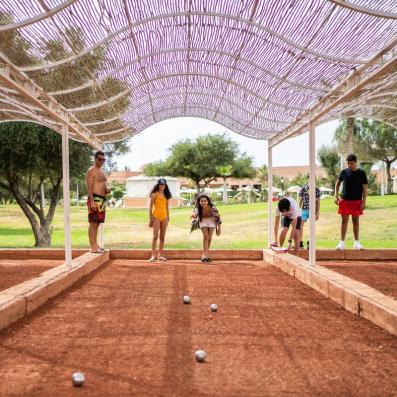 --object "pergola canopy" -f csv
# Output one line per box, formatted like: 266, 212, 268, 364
0, 0, 397, 148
